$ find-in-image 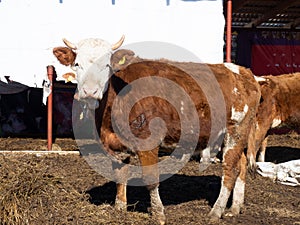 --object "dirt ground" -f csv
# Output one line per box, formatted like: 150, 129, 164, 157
0, 134, 299, 225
